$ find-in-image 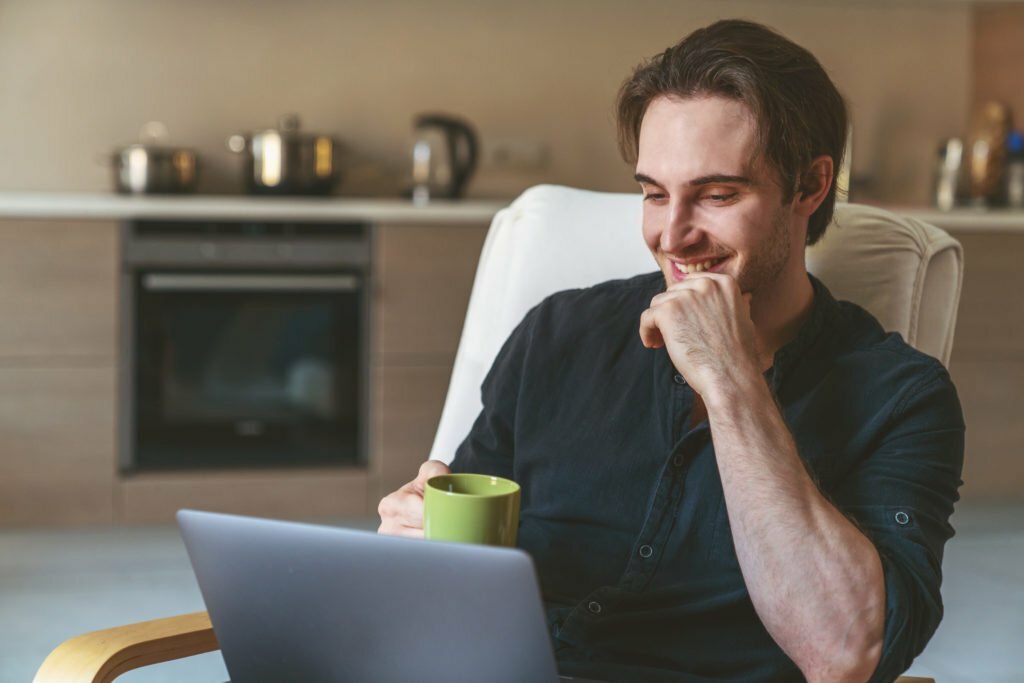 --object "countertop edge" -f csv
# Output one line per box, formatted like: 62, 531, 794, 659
2, 193, 1023, 232
0, 192, 507, 224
